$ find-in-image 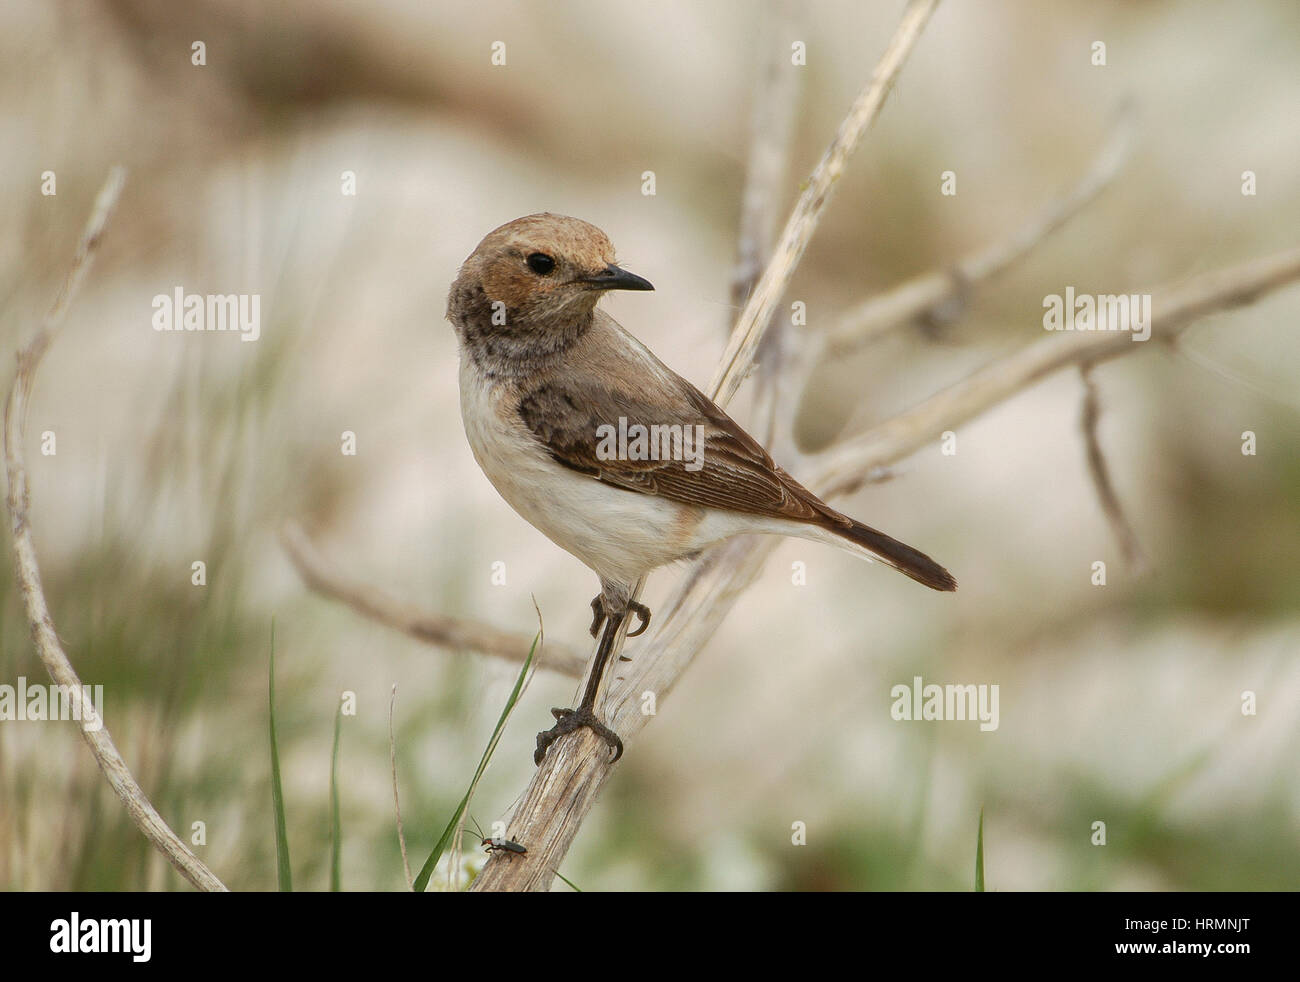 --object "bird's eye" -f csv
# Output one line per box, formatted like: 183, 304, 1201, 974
526, 252, 556, 276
